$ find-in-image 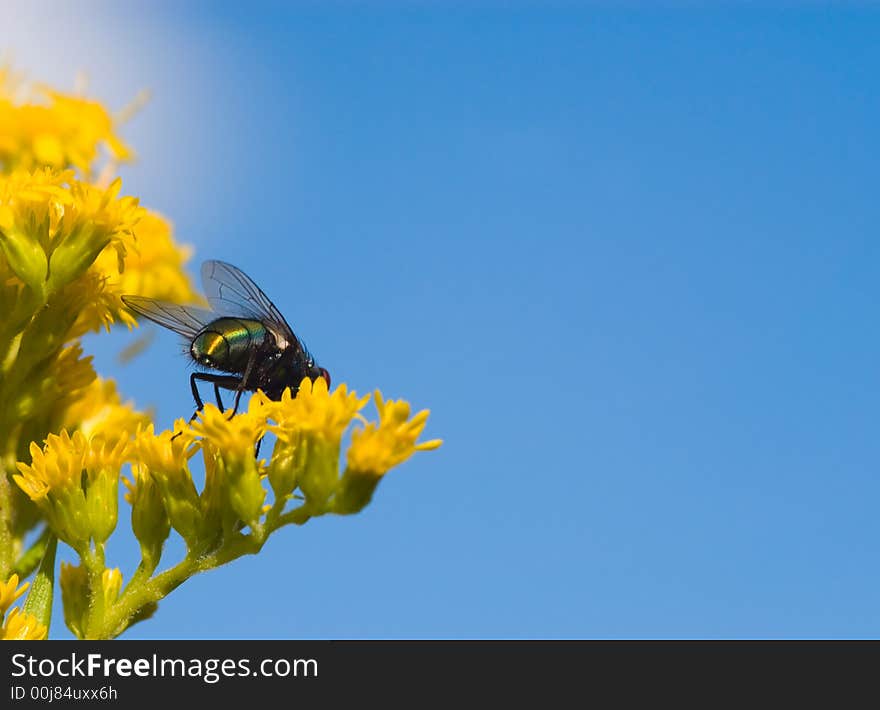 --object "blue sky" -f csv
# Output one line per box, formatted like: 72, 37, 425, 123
4, 3, 880, 638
